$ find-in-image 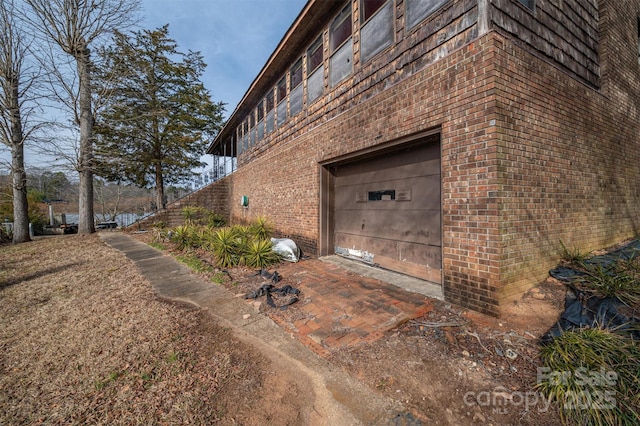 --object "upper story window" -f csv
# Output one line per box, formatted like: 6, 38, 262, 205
330, 3, 352, 53
307, 36, 323, 74
266, 89, 274, 112
290, 58, 303, 89
236, 124, 243, 154
256, 99, 264, 122
406, 0, 448, 30
517, 0, 535, 11
307, 36, 324, 103
265, 88, 275, 134
360, 0, 393, 63
276, 75, 288, 126
637, 17, 640, 64
330, 3, 353, 87
290, 57, 304, 116
277, 76, 287, 104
